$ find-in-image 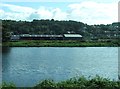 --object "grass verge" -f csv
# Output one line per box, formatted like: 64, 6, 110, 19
2, 40, 120, 47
